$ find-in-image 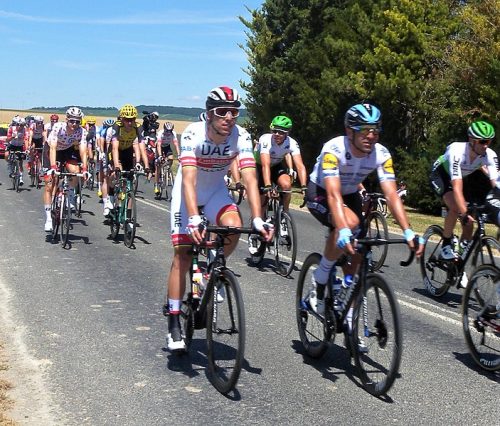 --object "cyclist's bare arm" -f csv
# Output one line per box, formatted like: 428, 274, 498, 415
292, 153, 308, 187
230, 158, 241, 184
111, 139, 121, 170
260, 152, 272, 187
